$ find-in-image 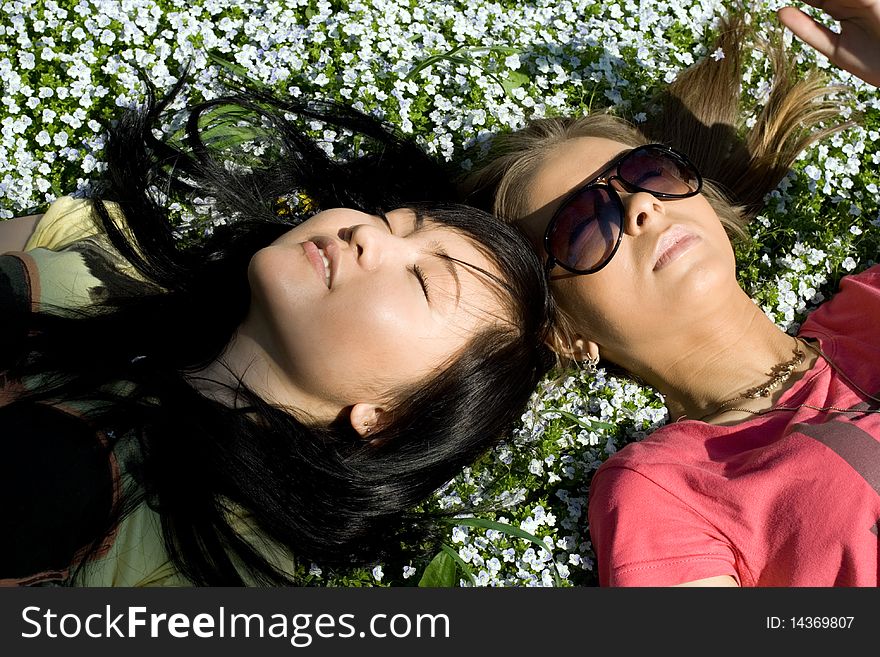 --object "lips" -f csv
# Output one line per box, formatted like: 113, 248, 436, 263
653, 225, 700, 271
302, 240, 332, 288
